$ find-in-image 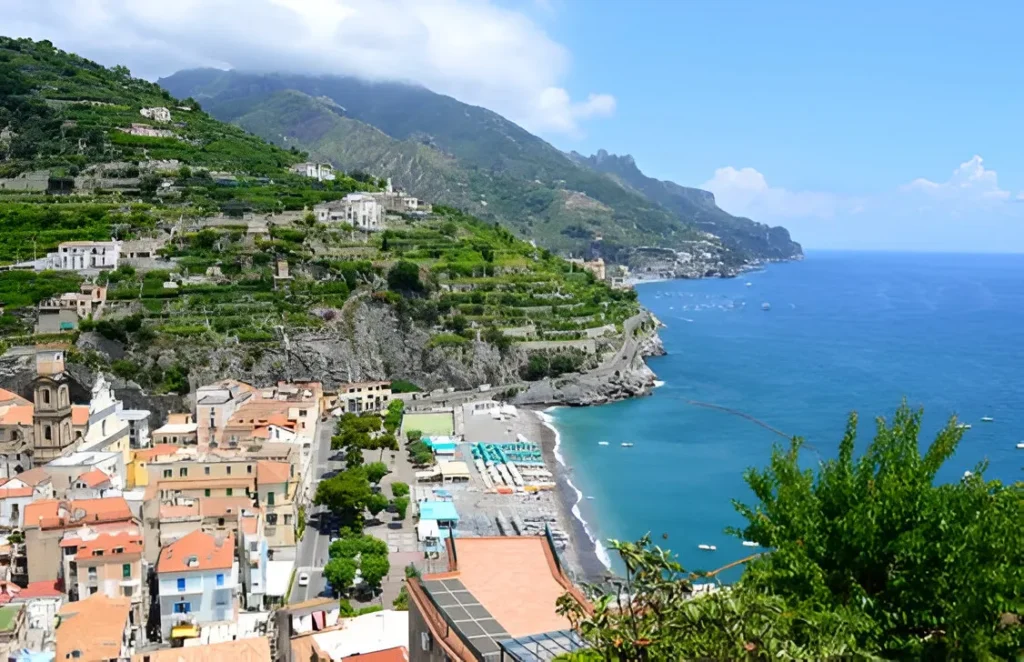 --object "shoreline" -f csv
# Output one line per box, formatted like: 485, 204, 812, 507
523, 407, 614, 581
